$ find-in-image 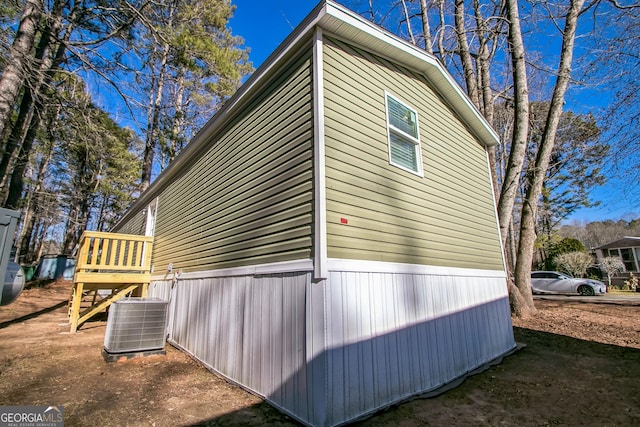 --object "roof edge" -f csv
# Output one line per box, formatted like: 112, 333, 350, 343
595, 236, 640, 250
